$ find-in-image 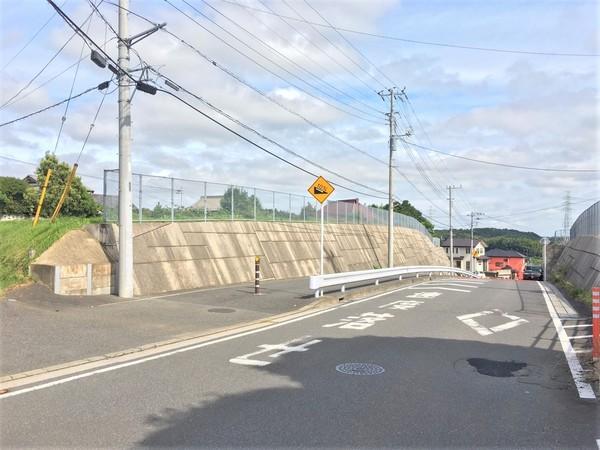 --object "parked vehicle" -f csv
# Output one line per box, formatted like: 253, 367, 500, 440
523, 265, 543, 280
